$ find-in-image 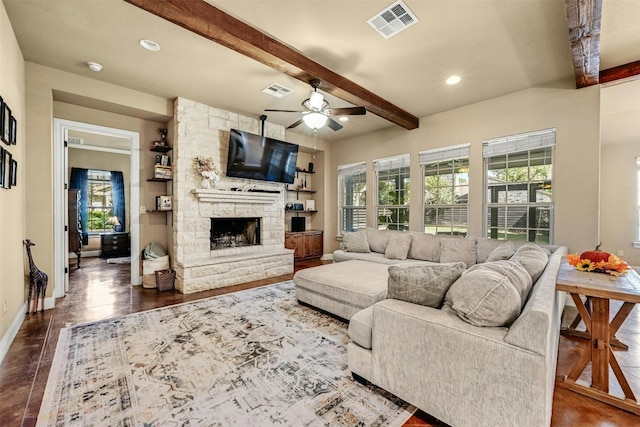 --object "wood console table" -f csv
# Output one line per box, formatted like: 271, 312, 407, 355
556, 261, 640, 414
